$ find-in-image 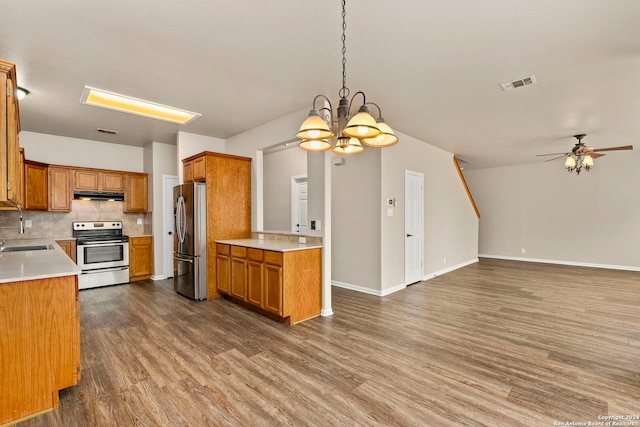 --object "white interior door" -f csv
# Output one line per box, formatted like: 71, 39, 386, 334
291, 176, 308, 233
164, 175, 179, 278
405, 170, 424, 285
